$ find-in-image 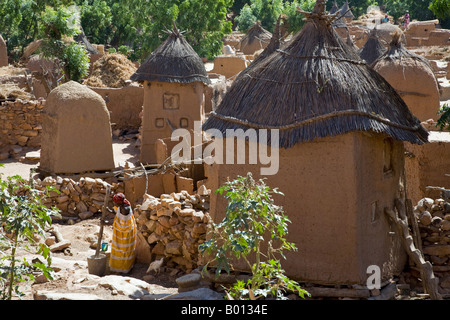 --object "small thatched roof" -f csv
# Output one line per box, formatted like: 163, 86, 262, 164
130, 23, 210, 85
202, 0, 428, 148
240, 21, 272, 48
329, 0, 340, 14
358, 27, 386, 65
371, 30, 439, 86
372, 31, 432, 68
340, 0, 354, 19
237, 17, 283, 79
